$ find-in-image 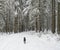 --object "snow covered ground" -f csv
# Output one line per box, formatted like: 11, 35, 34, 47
0, 31, 60, 50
